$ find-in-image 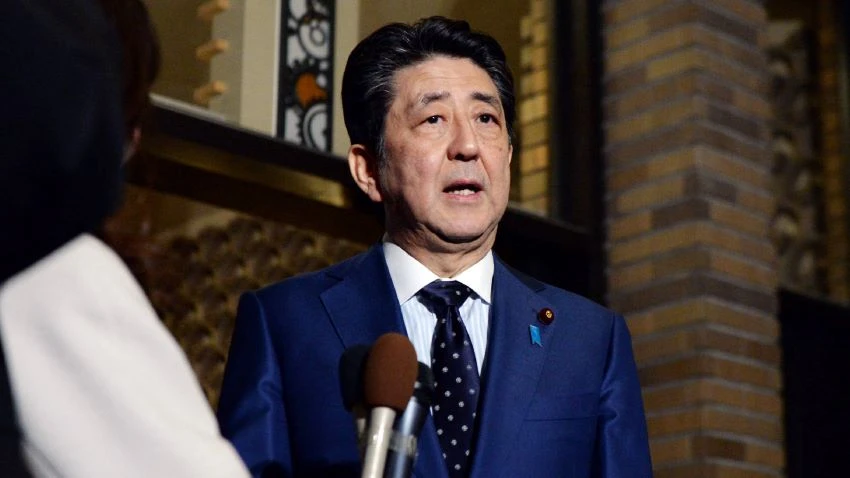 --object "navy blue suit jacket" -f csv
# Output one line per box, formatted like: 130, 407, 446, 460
218, 245, 652, 477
